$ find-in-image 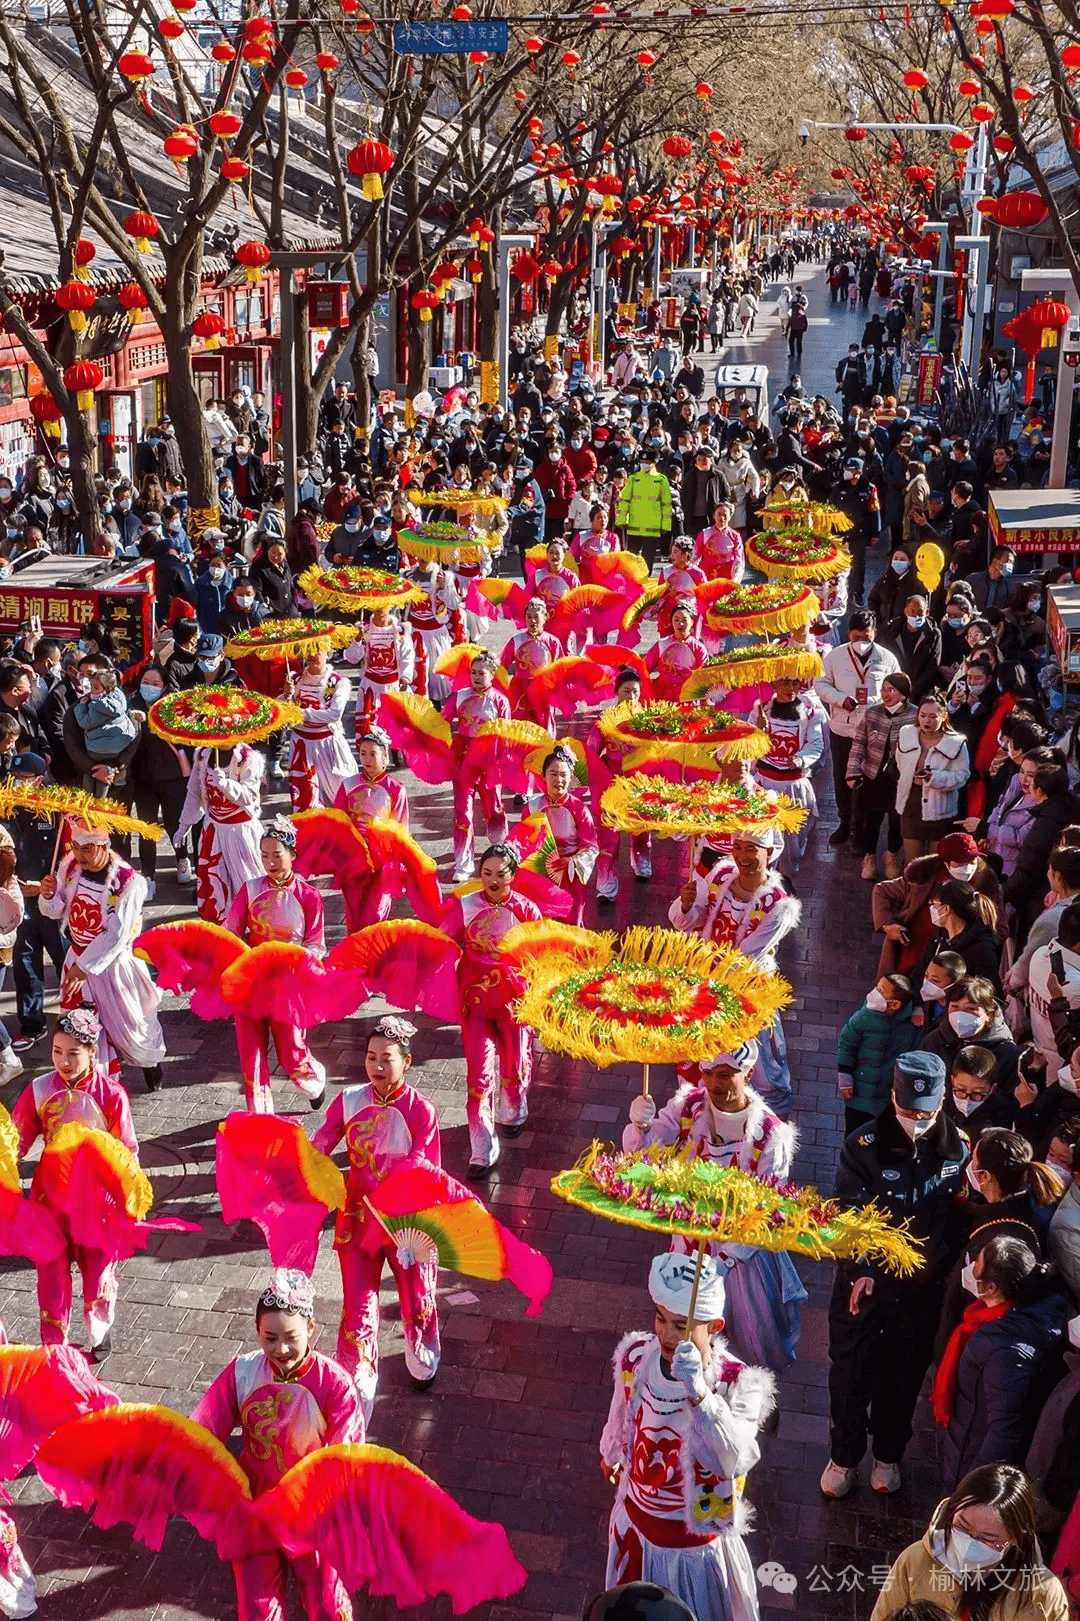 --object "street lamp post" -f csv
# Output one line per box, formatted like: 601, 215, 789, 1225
1020, 266, 1080, 487
269, 248, 350, 522
494, 230, 535, 406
